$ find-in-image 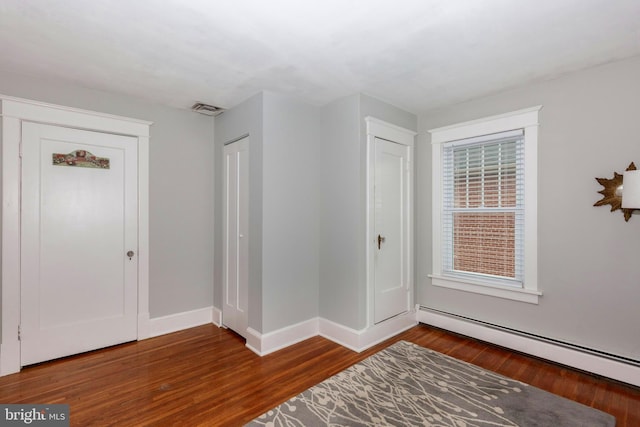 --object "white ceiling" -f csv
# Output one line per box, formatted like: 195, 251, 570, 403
1, 0, 639, 115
